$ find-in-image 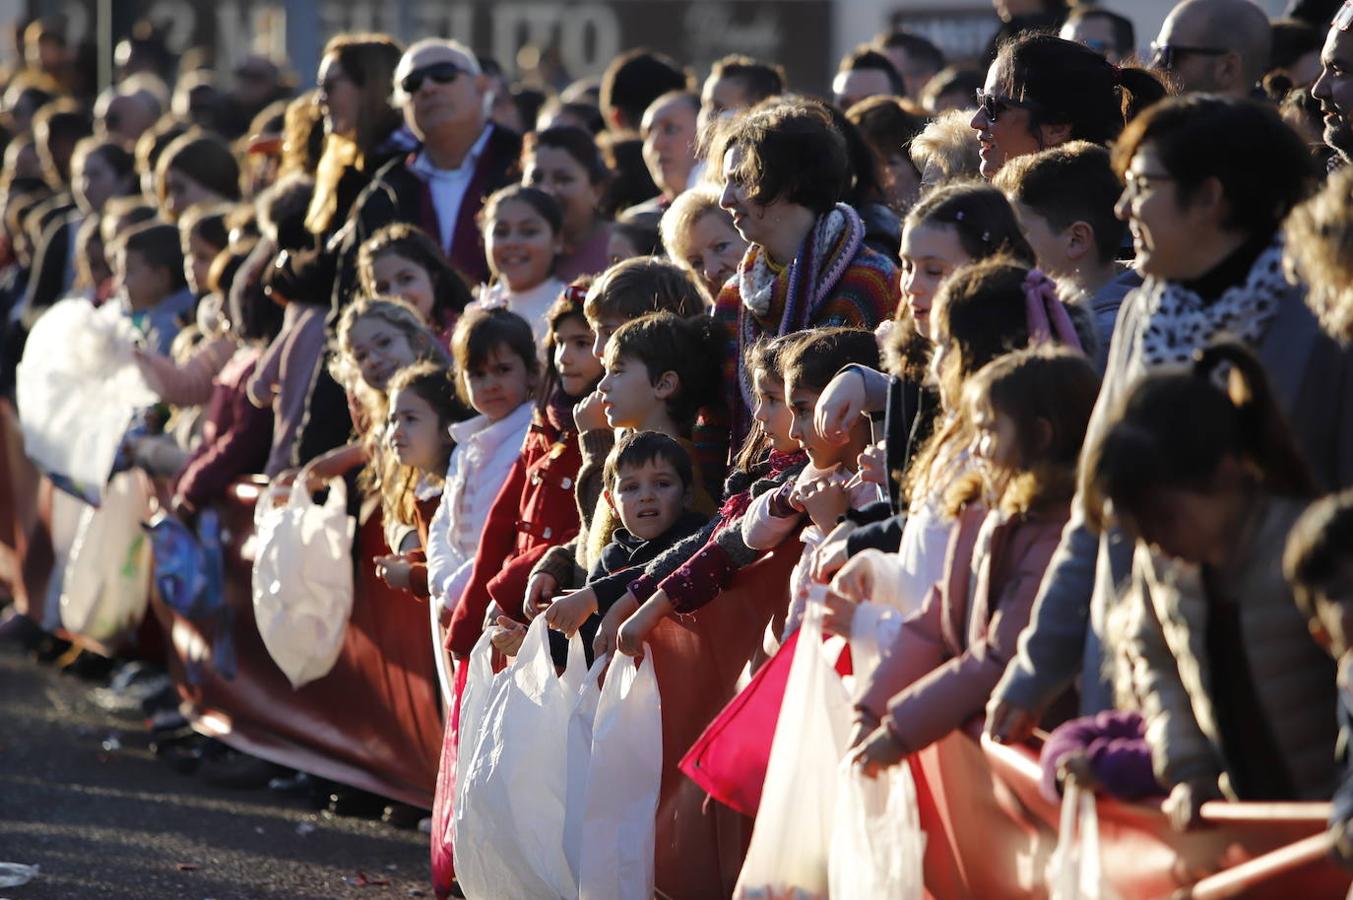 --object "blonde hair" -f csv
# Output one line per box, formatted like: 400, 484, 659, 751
1284, 165, 1353, 343
909, 109, 981, 191
659, 186, 731, 260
